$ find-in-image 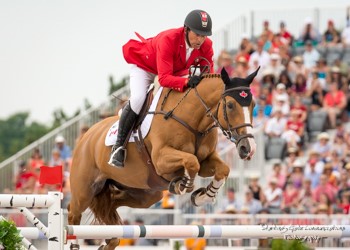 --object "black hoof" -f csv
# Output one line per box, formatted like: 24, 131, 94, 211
70, 243, 80, 250
191, 187, 206, 206
168, 176, 183, 194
